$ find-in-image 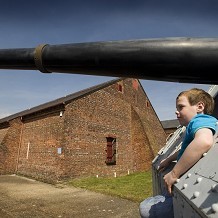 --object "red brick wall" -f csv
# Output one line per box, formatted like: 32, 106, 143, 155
0, 127, 9, 173
0, 118, 22, 174
17, 112, 65, 183
61, 78, 166, 179
0, 127, 8, 143
62, 88, 133, 178
131, 108, 155, 171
